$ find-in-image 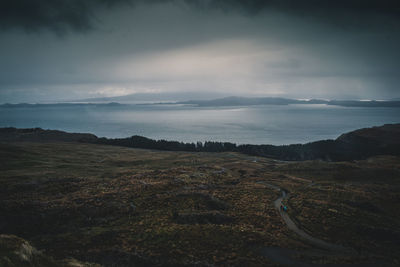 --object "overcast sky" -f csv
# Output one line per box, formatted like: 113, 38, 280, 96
0, 0, 399, 103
